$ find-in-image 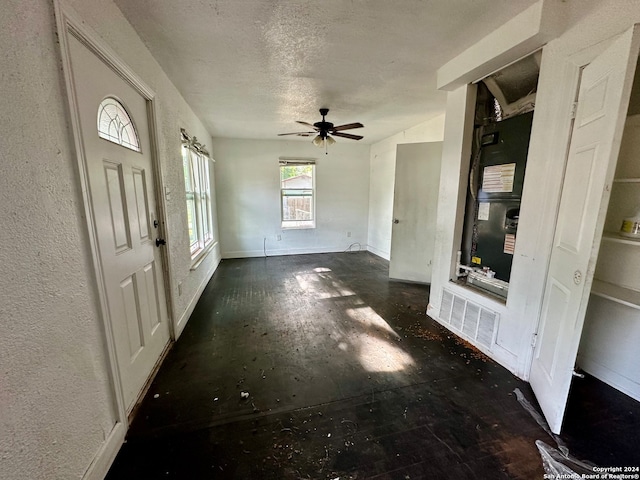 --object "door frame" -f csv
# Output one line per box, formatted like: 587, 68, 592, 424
527, 25, 640, 432
389, 142, 442, 283
524, 31, 640, 376
53, 1, 176, 476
